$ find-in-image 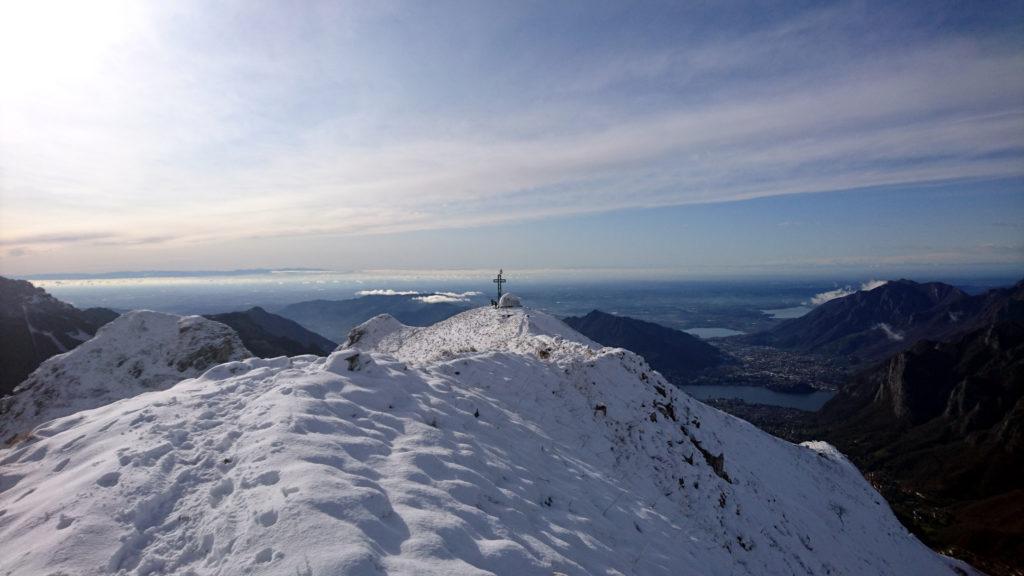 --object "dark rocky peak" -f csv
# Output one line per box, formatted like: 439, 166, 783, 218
0, 277, 72, 316
822, 279, 966, 326
861, 321, 1023, 425
563, 309, 729, 380
749, 278, 1022, 369
826, 319, 1023, 428
204, 306, 336, 357
0, 277, 119, 397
